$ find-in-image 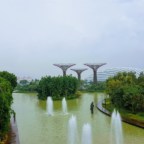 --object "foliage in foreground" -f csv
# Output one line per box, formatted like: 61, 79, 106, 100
0, 71, 17, 91
106, 72, 144, 114
37, 76, 79, 100
0, 71, 17, 141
